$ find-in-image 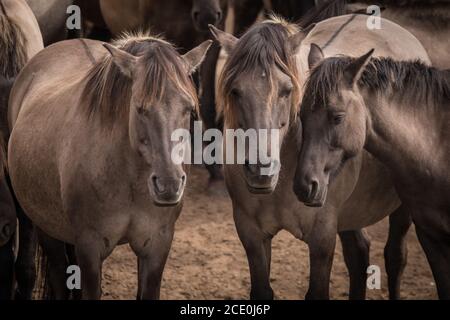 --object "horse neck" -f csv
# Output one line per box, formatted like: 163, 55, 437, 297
362, 87, 445, 183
